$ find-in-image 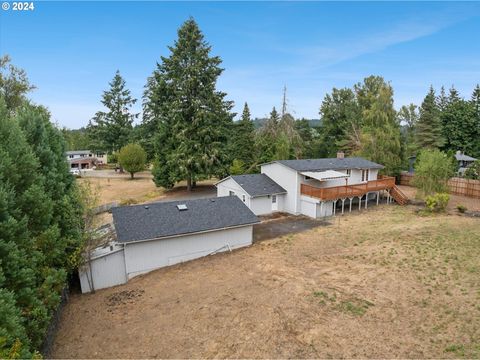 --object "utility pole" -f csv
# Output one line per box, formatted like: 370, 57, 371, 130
281, 85, 287, 118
